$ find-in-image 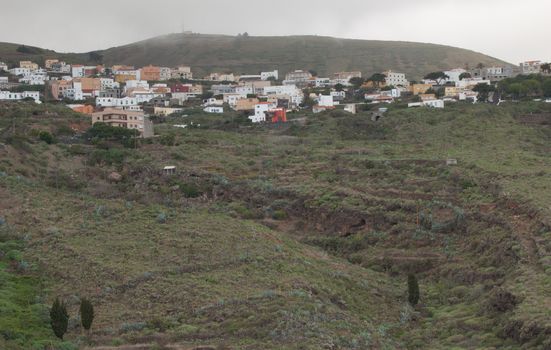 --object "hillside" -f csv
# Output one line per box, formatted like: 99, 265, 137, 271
1, 101, 550, 349
1, 34, 510, 79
